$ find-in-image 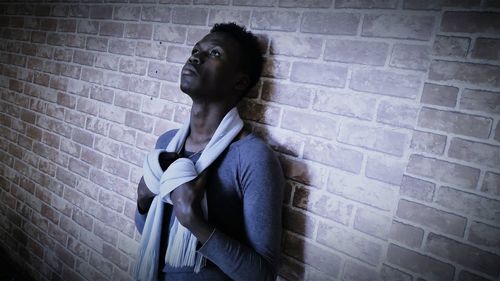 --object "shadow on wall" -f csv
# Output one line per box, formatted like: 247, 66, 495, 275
238, 38, 308, 280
